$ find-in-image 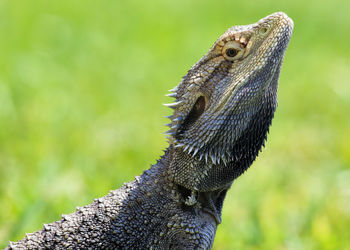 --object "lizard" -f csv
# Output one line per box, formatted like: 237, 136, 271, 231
7, 12, 293, 249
